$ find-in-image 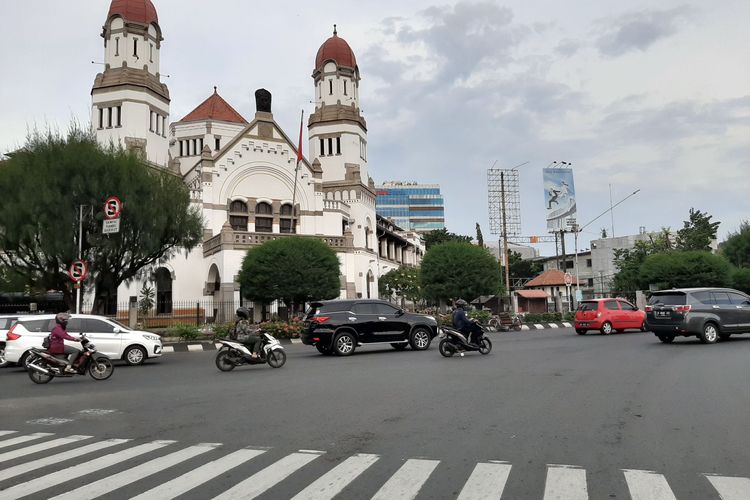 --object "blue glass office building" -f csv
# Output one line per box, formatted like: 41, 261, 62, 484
376, 182, 445, 233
